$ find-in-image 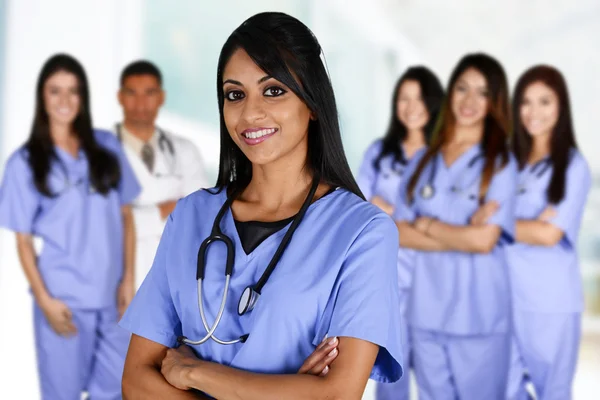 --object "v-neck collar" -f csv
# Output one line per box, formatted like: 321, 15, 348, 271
438, 144, 481, 173
215, 187, 342, 262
